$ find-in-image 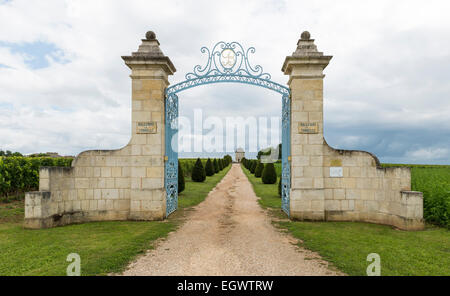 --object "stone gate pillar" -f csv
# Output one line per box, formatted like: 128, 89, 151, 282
122, 31, 176, 220
282, 31, 332, 220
